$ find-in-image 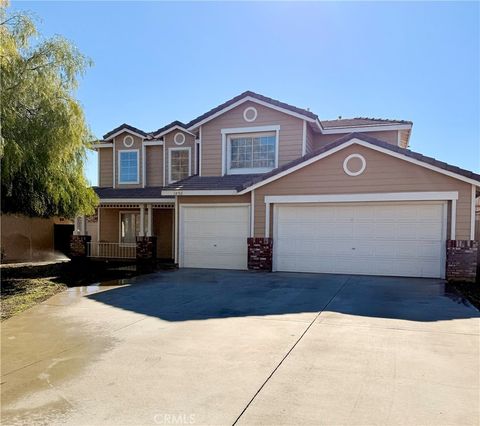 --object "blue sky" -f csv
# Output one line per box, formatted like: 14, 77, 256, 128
14, 1, 480, 184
